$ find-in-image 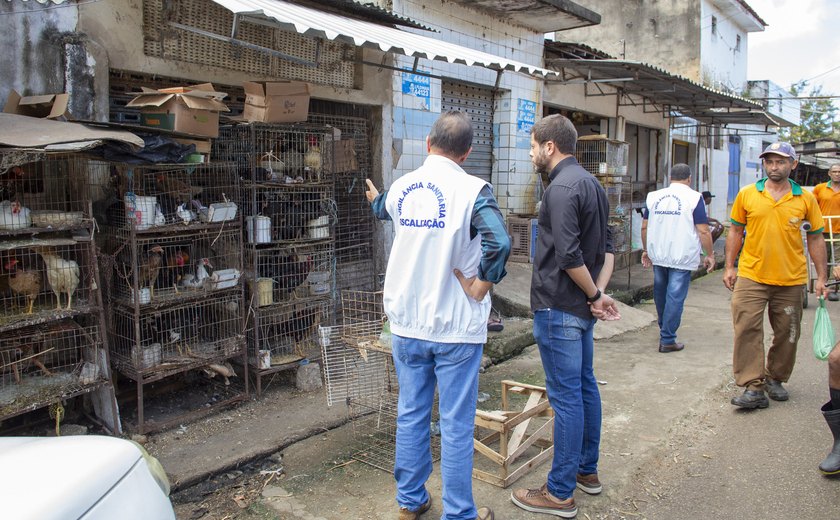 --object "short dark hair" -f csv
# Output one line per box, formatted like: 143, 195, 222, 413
428, 111, 473, 156
531, 114, 577, 154
670, 163, 692, 181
